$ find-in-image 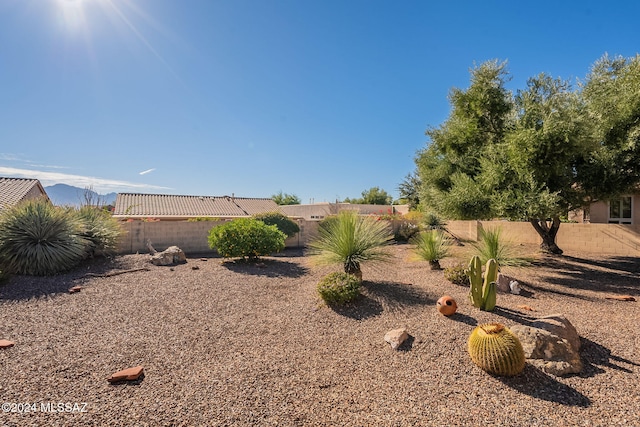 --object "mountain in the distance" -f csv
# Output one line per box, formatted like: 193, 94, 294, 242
45, 184, 117, 206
